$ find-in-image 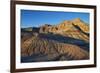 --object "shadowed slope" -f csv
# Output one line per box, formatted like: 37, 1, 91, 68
21, 36, 89, 62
